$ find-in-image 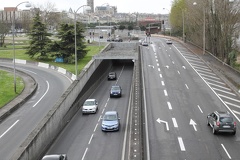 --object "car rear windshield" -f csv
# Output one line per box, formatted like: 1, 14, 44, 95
219, 117, 233, 123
